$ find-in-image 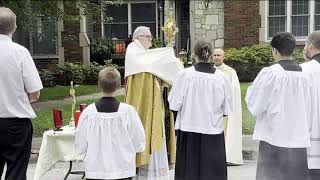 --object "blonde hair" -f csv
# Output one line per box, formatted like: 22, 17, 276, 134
98, 67, 121, 93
